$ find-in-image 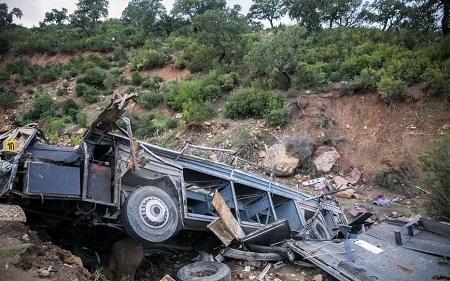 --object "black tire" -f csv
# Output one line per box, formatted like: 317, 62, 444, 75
122, 186, 179, 243
177, 261, 231, 281
309, 218, 332, 240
